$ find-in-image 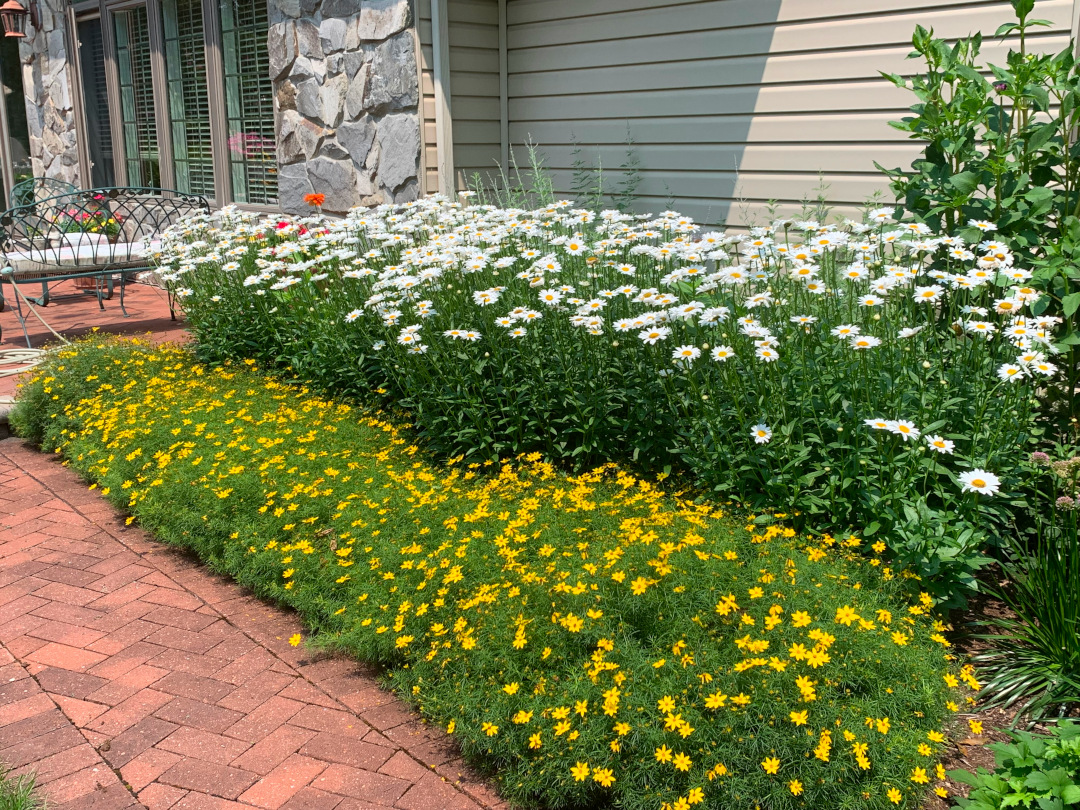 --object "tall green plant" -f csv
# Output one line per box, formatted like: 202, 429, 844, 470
879, 0, 1080, 414
975, 450, 1080, 722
